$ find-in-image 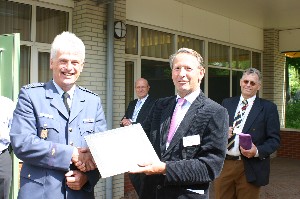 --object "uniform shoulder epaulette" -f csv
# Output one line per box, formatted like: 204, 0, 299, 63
78, 86, 98, 96
23, 83, 45, 89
